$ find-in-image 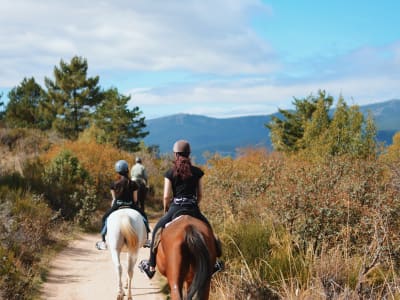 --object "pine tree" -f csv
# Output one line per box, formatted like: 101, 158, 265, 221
300, 98, 331, 157
266, 90, 333, 152
45, 56, 102, 139
4, 77, 52, 129
93, 88, 148, 151
266, 91, 377, 159
0, 92, 4, 121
